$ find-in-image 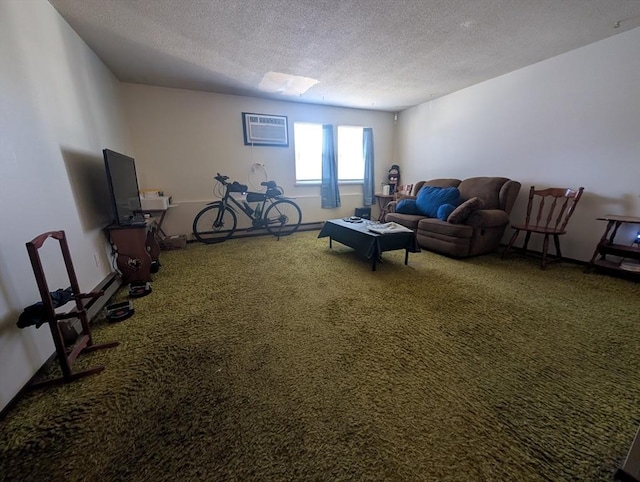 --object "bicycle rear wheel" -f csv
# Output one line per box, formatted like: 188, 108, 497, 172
192, 202, 237, 243
264, 199, 302, 238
